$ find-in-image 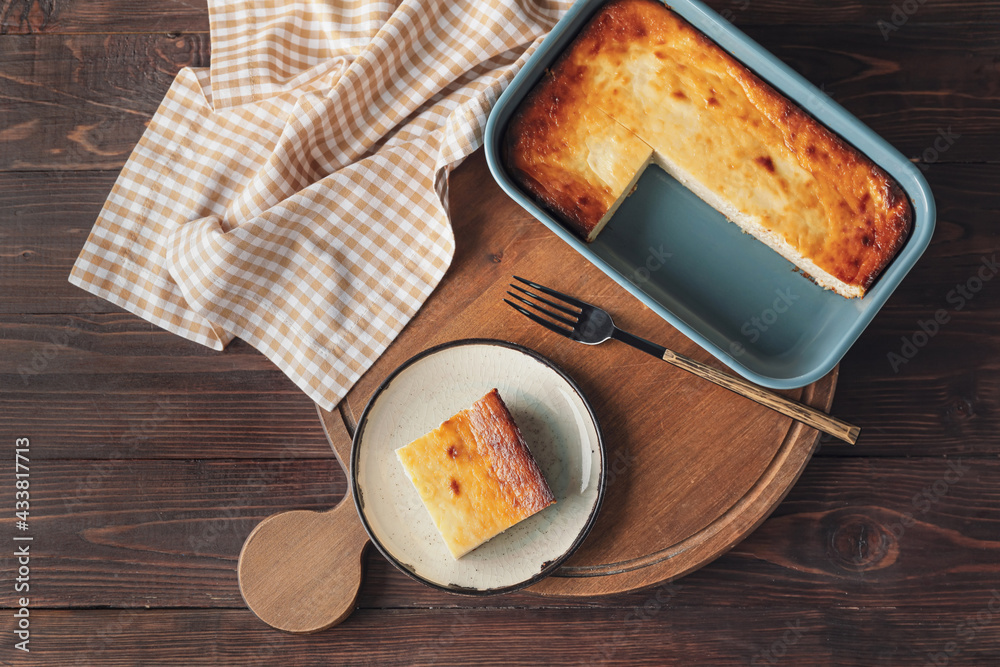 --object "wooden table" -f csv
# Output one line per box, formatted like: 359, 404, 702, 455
2, 0, 999, 664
